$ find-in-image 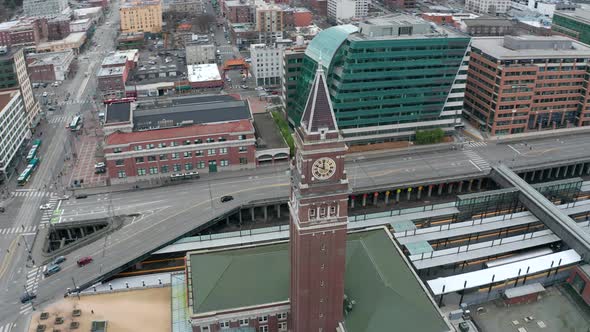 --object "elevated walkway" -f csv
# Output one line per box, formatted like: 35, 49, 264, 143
491, 164, 590, 262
